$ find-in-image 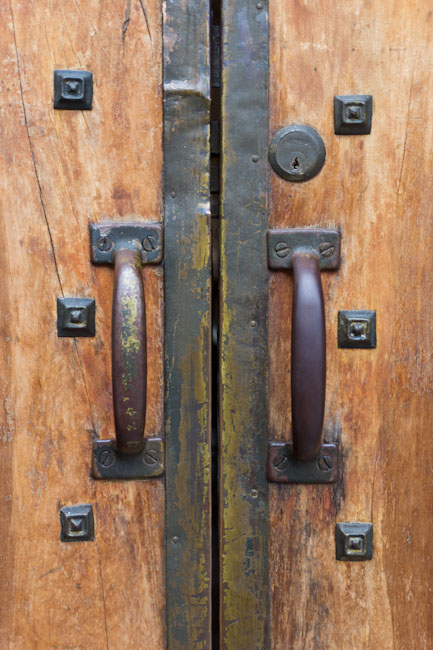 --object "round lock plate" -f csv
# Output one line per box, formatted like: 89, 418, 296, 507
268, 124, 326, 182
